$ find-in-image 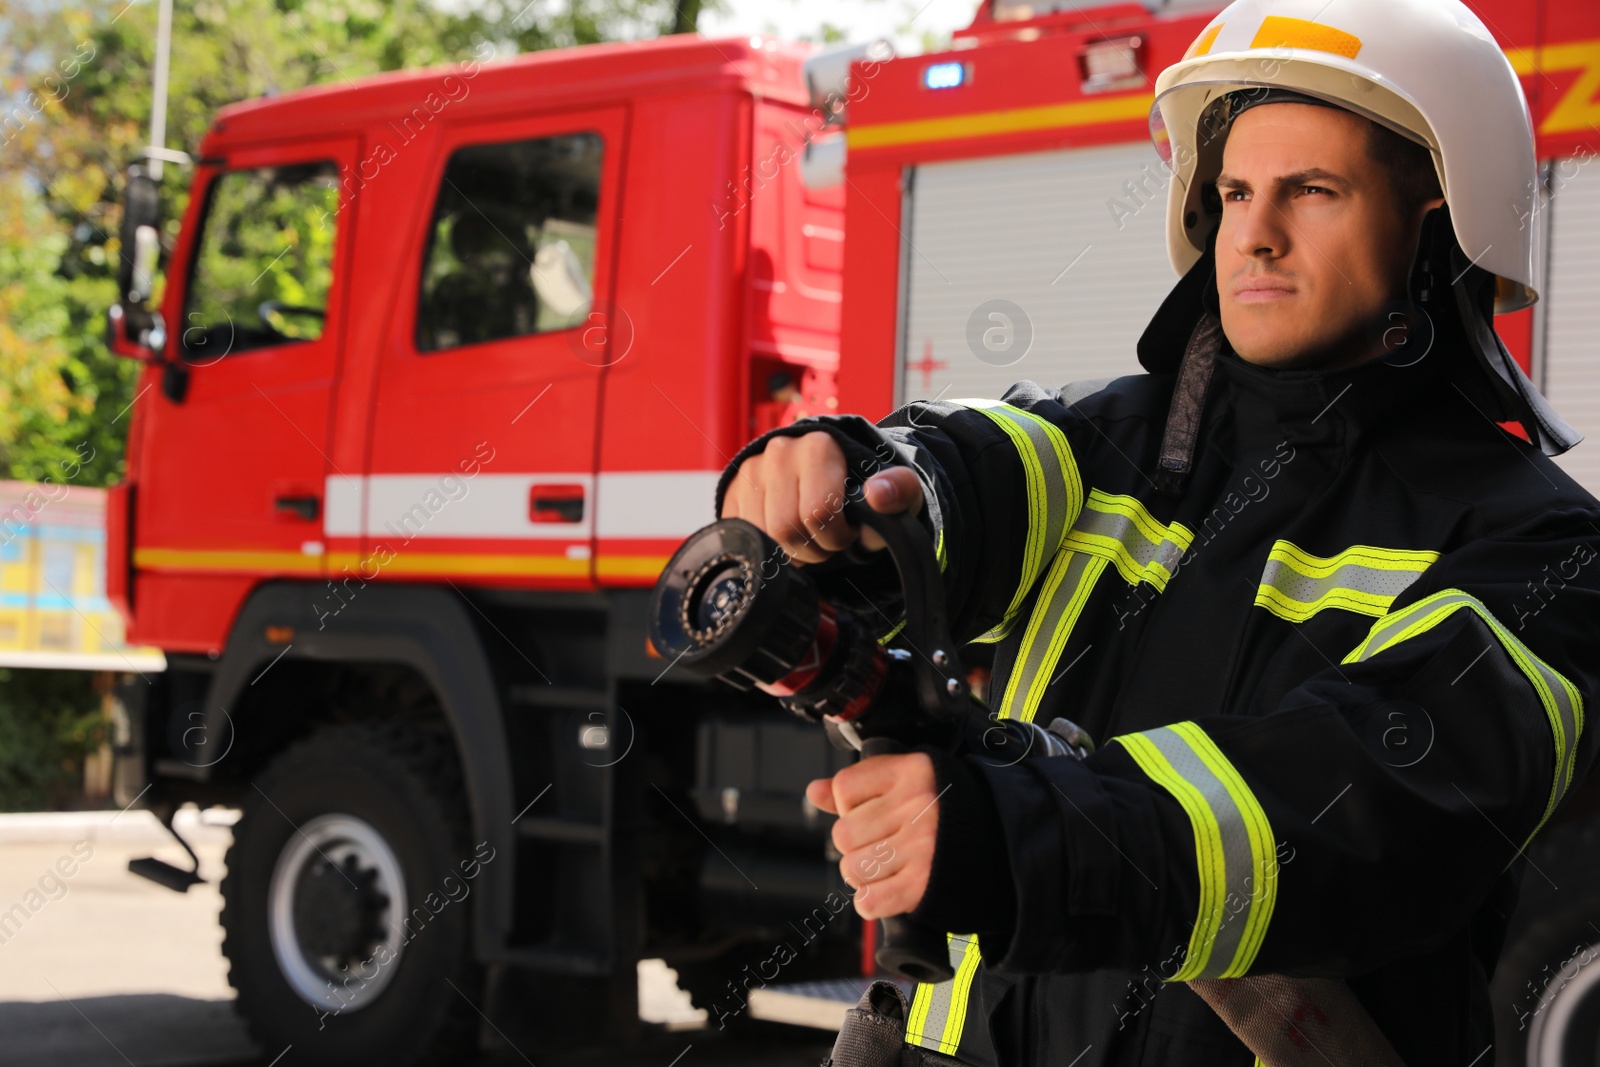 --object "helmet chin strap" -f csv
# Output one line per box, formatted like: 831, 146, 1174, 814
1412, 205, 1583, 456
